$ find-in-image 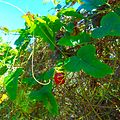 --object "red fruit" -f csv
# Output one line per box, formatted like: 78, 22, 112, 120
54, 72, 65, 85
